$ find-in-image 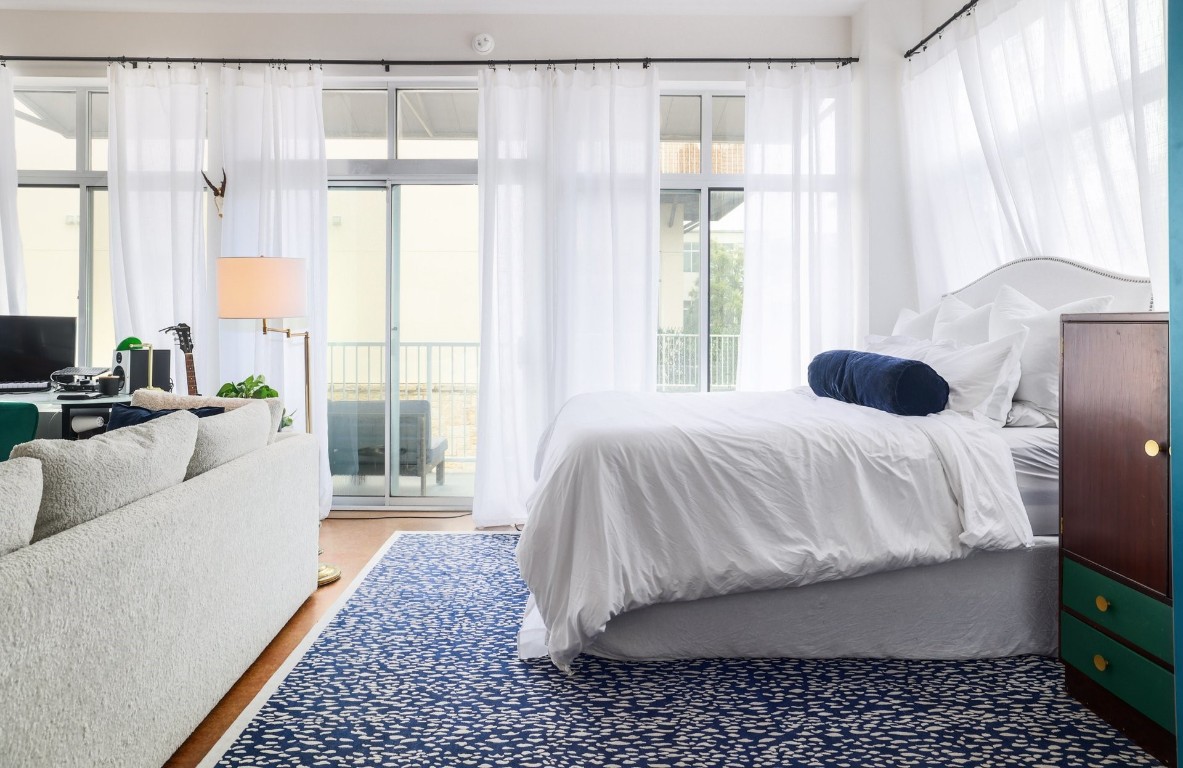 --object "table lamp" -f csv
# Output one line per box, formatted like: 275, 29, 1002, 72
217, 255, 340, 588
